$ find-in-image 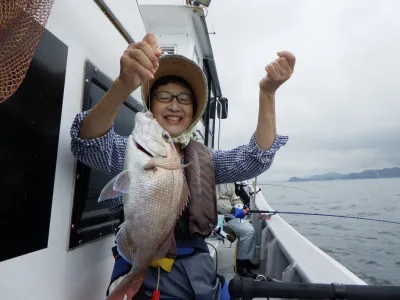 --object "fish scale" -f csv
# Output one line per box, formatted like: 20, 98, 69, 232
98, 111, 190, 300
